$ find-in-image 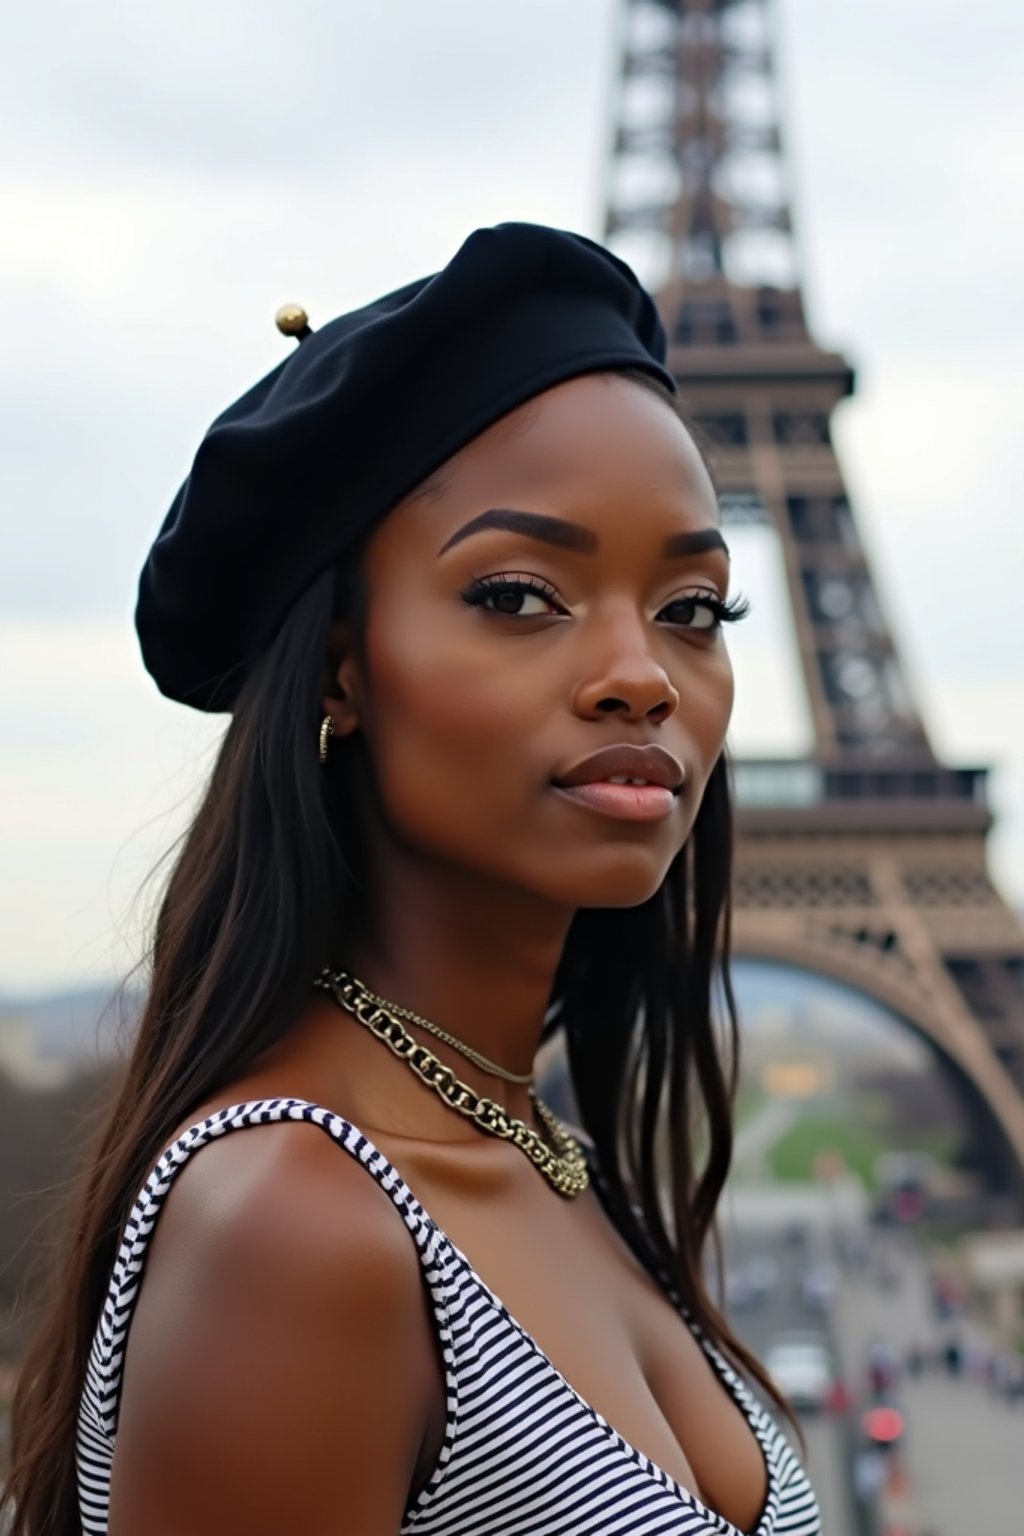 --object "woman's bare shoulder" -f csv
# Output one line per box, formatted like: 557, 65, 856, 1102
107, 1112, 441, 1535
